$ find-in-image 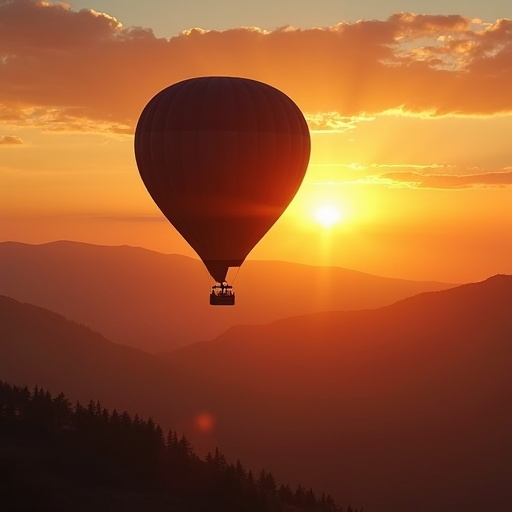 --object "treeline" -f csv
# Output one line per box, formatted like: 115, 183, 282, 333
0, 381, 362, 512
